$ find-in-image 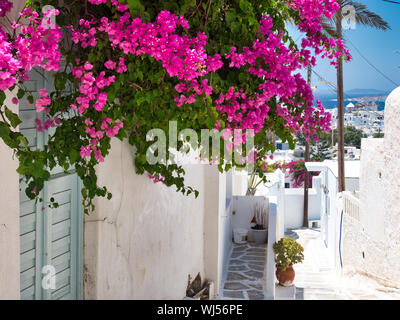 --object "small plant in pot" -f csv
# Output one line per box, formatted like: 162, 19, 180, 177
273, 238, 304, 286
250, 203, 268, 244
